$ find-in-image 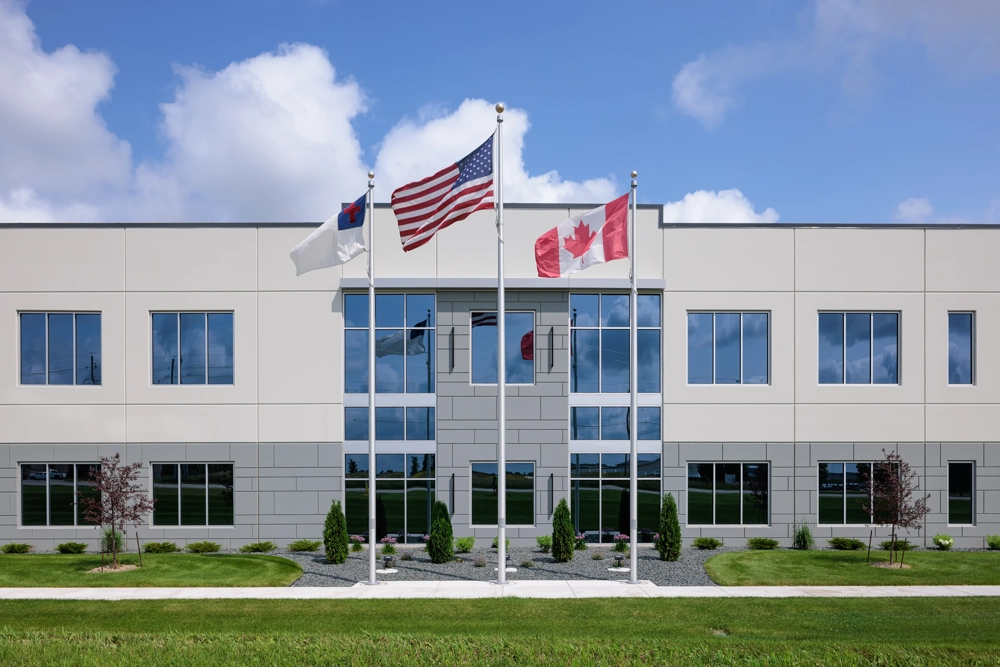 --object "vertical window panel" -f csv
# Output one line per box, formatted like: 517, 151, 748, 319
207, 313, 234, 384
601, 294, 629, 327
714, 463, 741, 524
949, 462, 974, 525
375, 294, 404, 328
179, 313, 207, 385
345, 481, 368, 536
571, 479, 600, 542
405, 407, 435, 441
687, 313, 714, 384
207, 464, 234, 526
344, 407, 368, 441
374, 329, 405, 392
406, 294, 435, 328
872, 313, 898, 384
75, 314, 102, 385
375, 454, 405, 478
506, 463, 534, 526
714, 313, 741, 384
343, 294, 369, 328
48, 464, 75, 526
844, 313, 870, 384
405, 329, 434, 392
375, 480, 404, 541
638, 406, 661, 441
600, 407, 629, 440
948, 313, 974, 385
344, 330, 369, 393
375, 407, 405, 441
601, 329, 629, 393
601, 478, 630, 539
179, 464, 207, 525
20, 464, 48, 526
47, 313, 74, 385
636, 294, 661, 328
571, 454, 600, 478
471, 462, 499, 526
742, 463, 769, 525
19, 314, 46, 385
818, 462, 845, 524
845, 463, 871, 524
153, 464, 179, 526
818, 314, 845, 384
570, 294, 599, 327
405, 479, 434, 542
76, 464, 100, 525
569, 330, 600, 392
570, 407, 600, 440
637, 329, 661, 392
637, 479, 660, 541
152, 313, 179, 385
742, 313, 769, 384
